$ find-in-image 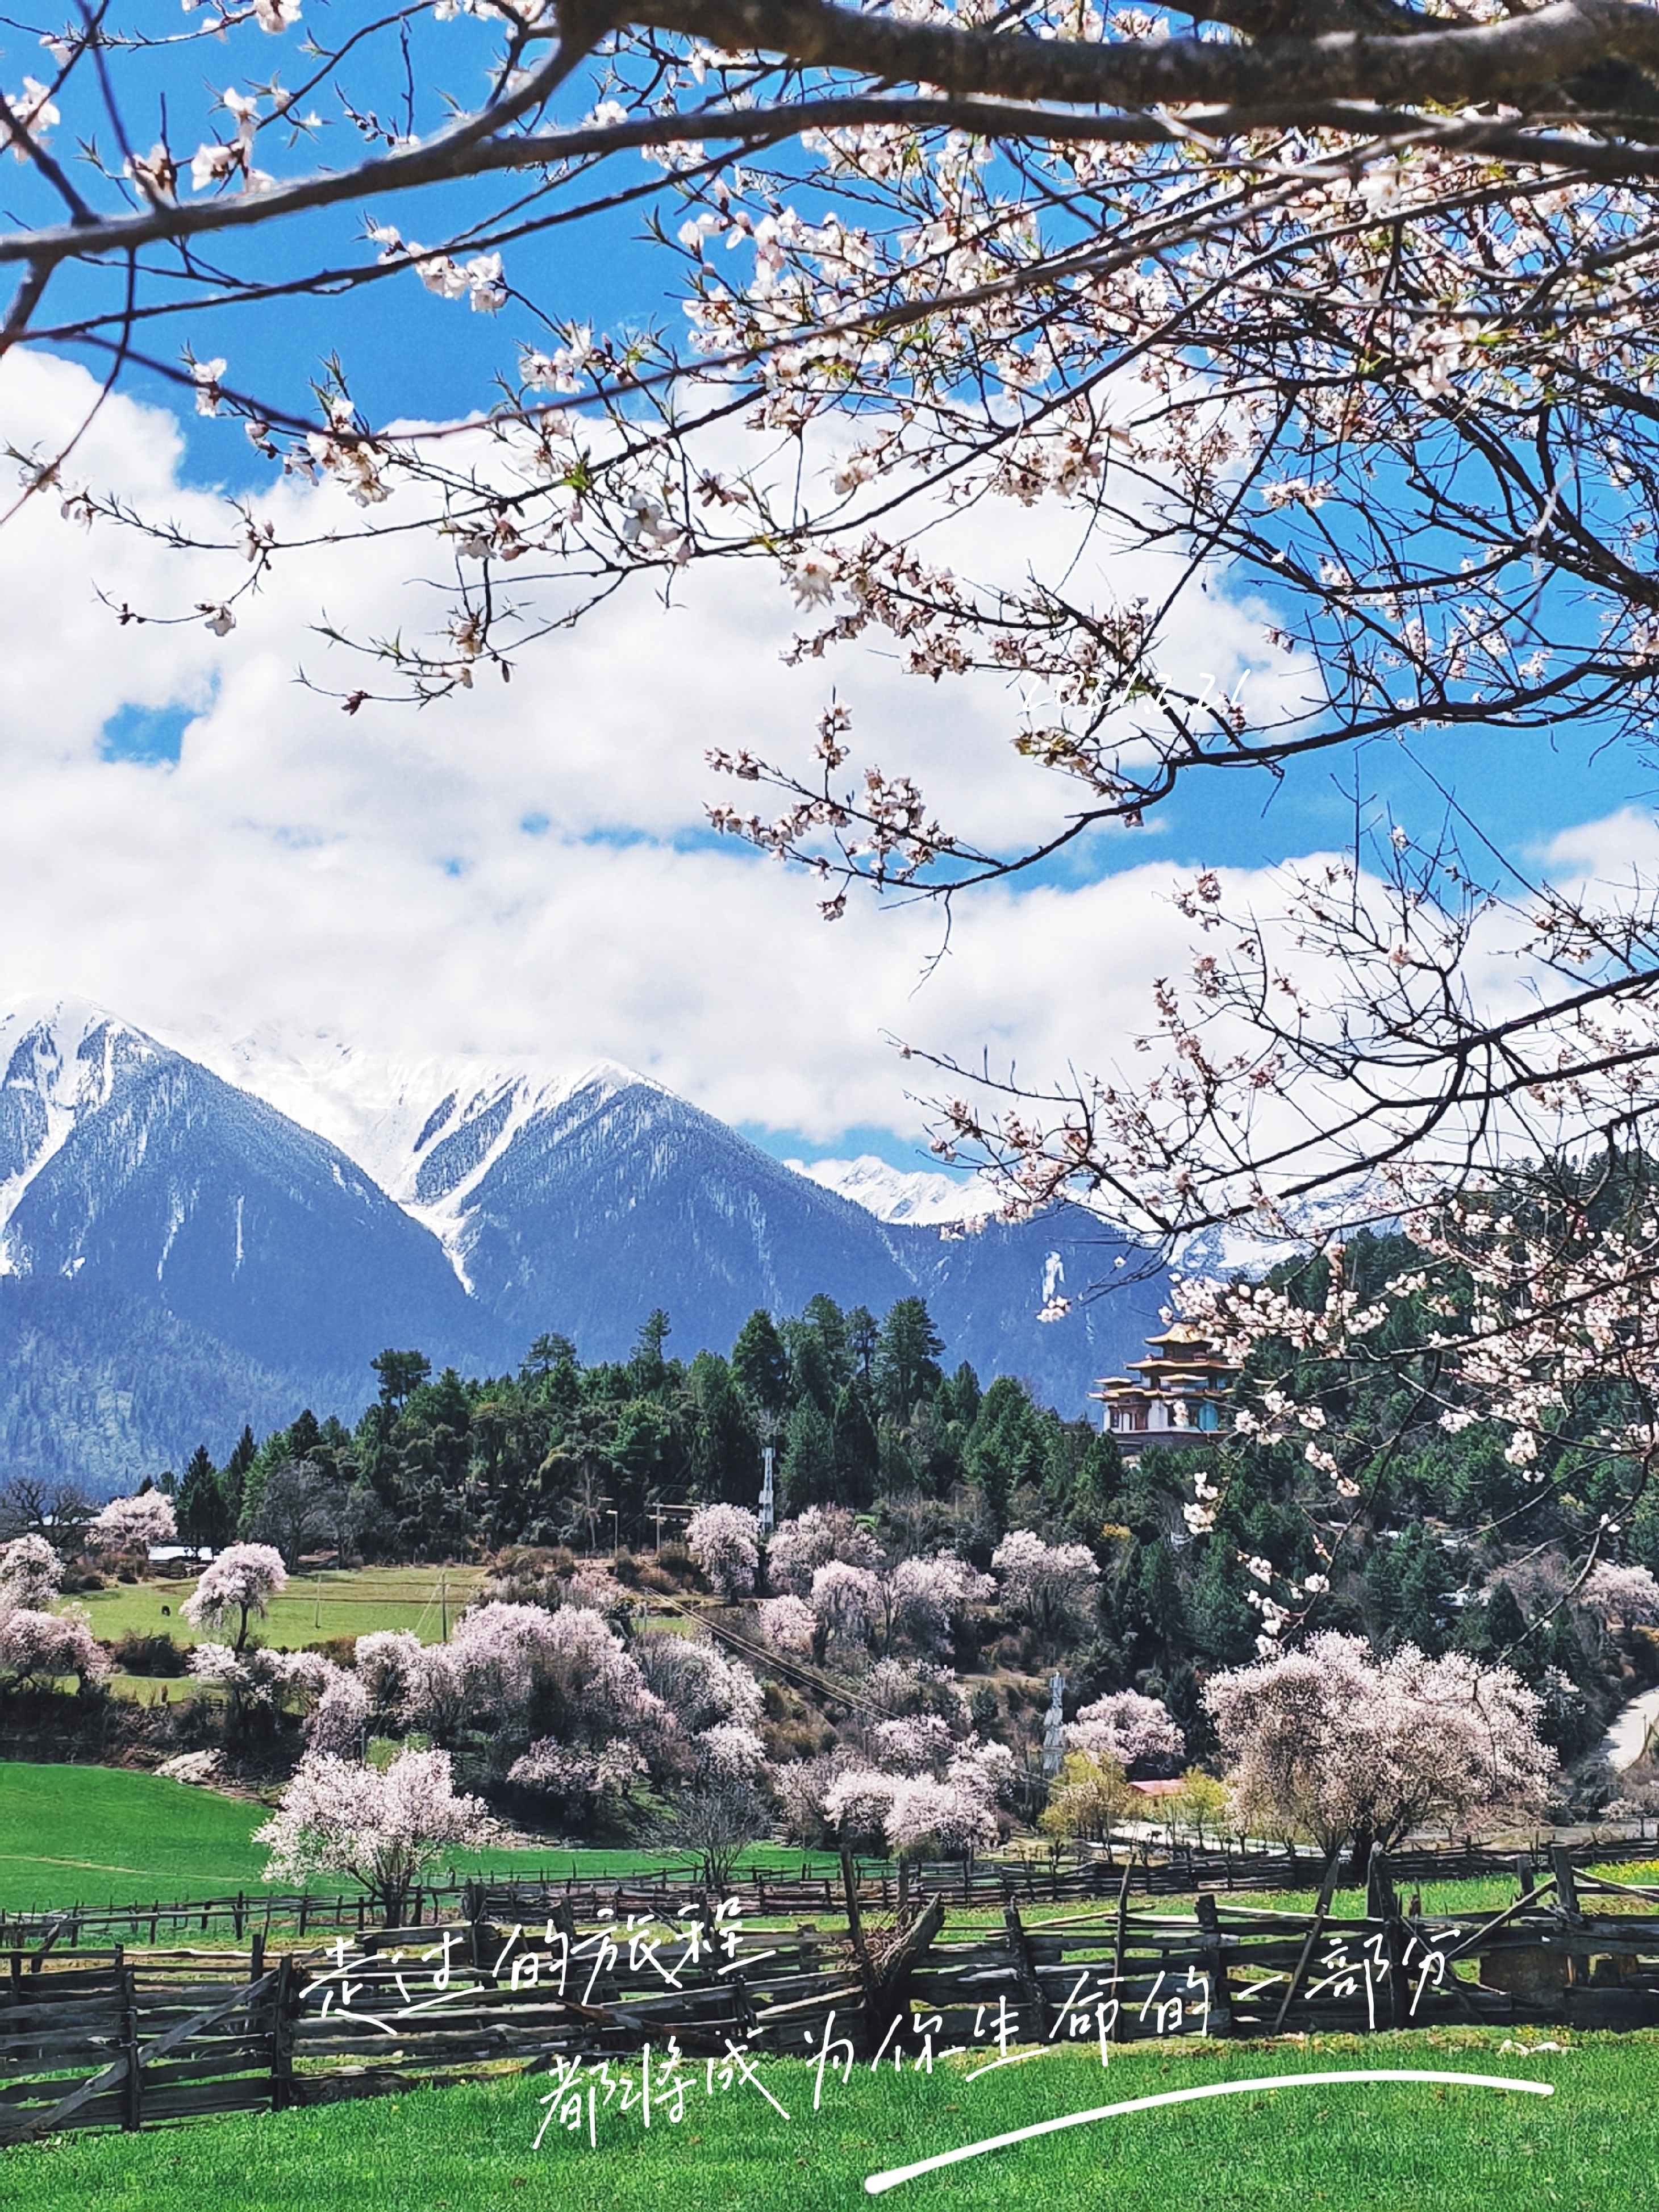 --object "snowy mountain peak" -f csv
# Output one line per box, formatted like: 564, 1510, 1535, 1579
209, 1032, 663, 1286
0, 995, 169, 1249
786, 1153, 1002, 1228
